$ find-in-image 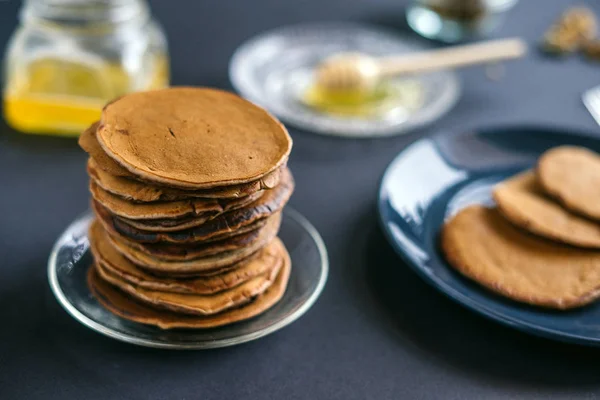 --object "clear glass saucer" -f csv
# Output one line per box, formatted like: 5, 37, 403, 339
47, 208, 328, 349
229, 22, 460, 138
